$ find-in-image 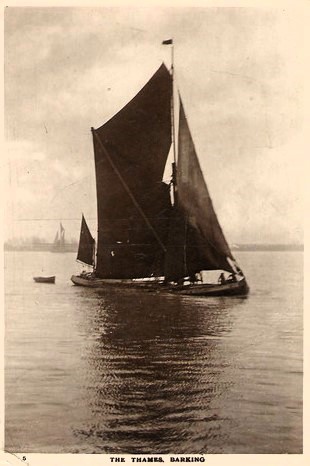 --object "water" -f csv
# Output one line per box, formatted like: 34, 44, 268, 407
5, 251, 303, 453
